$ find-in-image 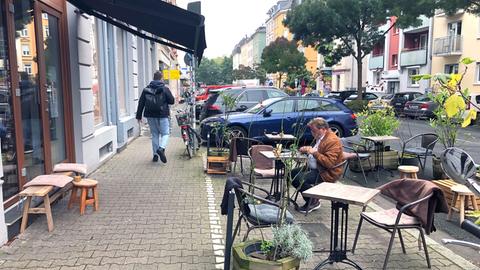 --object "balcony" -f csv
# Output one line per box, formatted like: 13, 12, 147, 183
369, 55, 384, 70
433, 35, 462, 56
400, 49, 427, 67
403, 16, 429, 33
